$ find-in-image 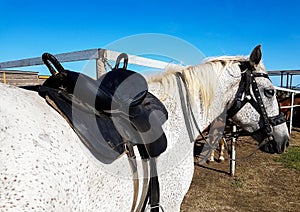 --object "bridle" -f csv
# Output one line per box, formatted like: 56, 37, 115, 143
227, 61, 286, 144
174, 60, 287, 163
